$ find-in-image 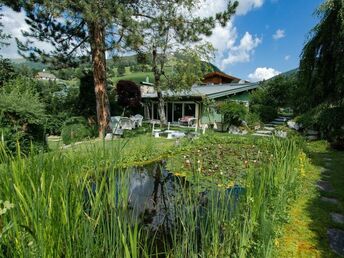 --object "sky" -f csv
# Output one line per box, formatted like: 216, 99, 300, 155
0, 0, 324, 82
